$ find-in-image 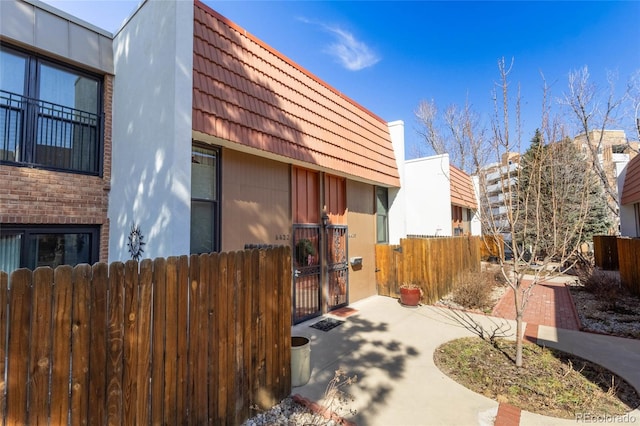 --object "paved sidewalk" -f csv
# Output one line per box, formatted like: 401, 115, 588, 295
291, 290, 640, 425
